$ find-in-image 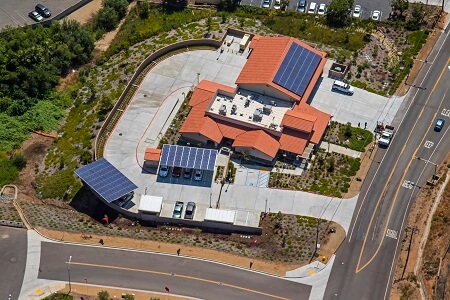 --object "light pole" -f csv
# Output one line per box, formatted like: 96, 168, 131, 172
414, 156, 437, 175
67, 255, 72, 295
197, 73, 200, 85
209, 192, 212, 208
